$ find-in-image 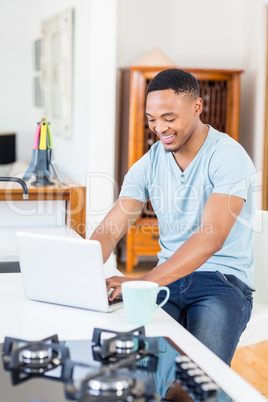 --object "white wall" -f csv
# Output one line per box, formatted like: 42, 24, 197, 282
0, 1, 34, 158
117, 0, 245, 70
